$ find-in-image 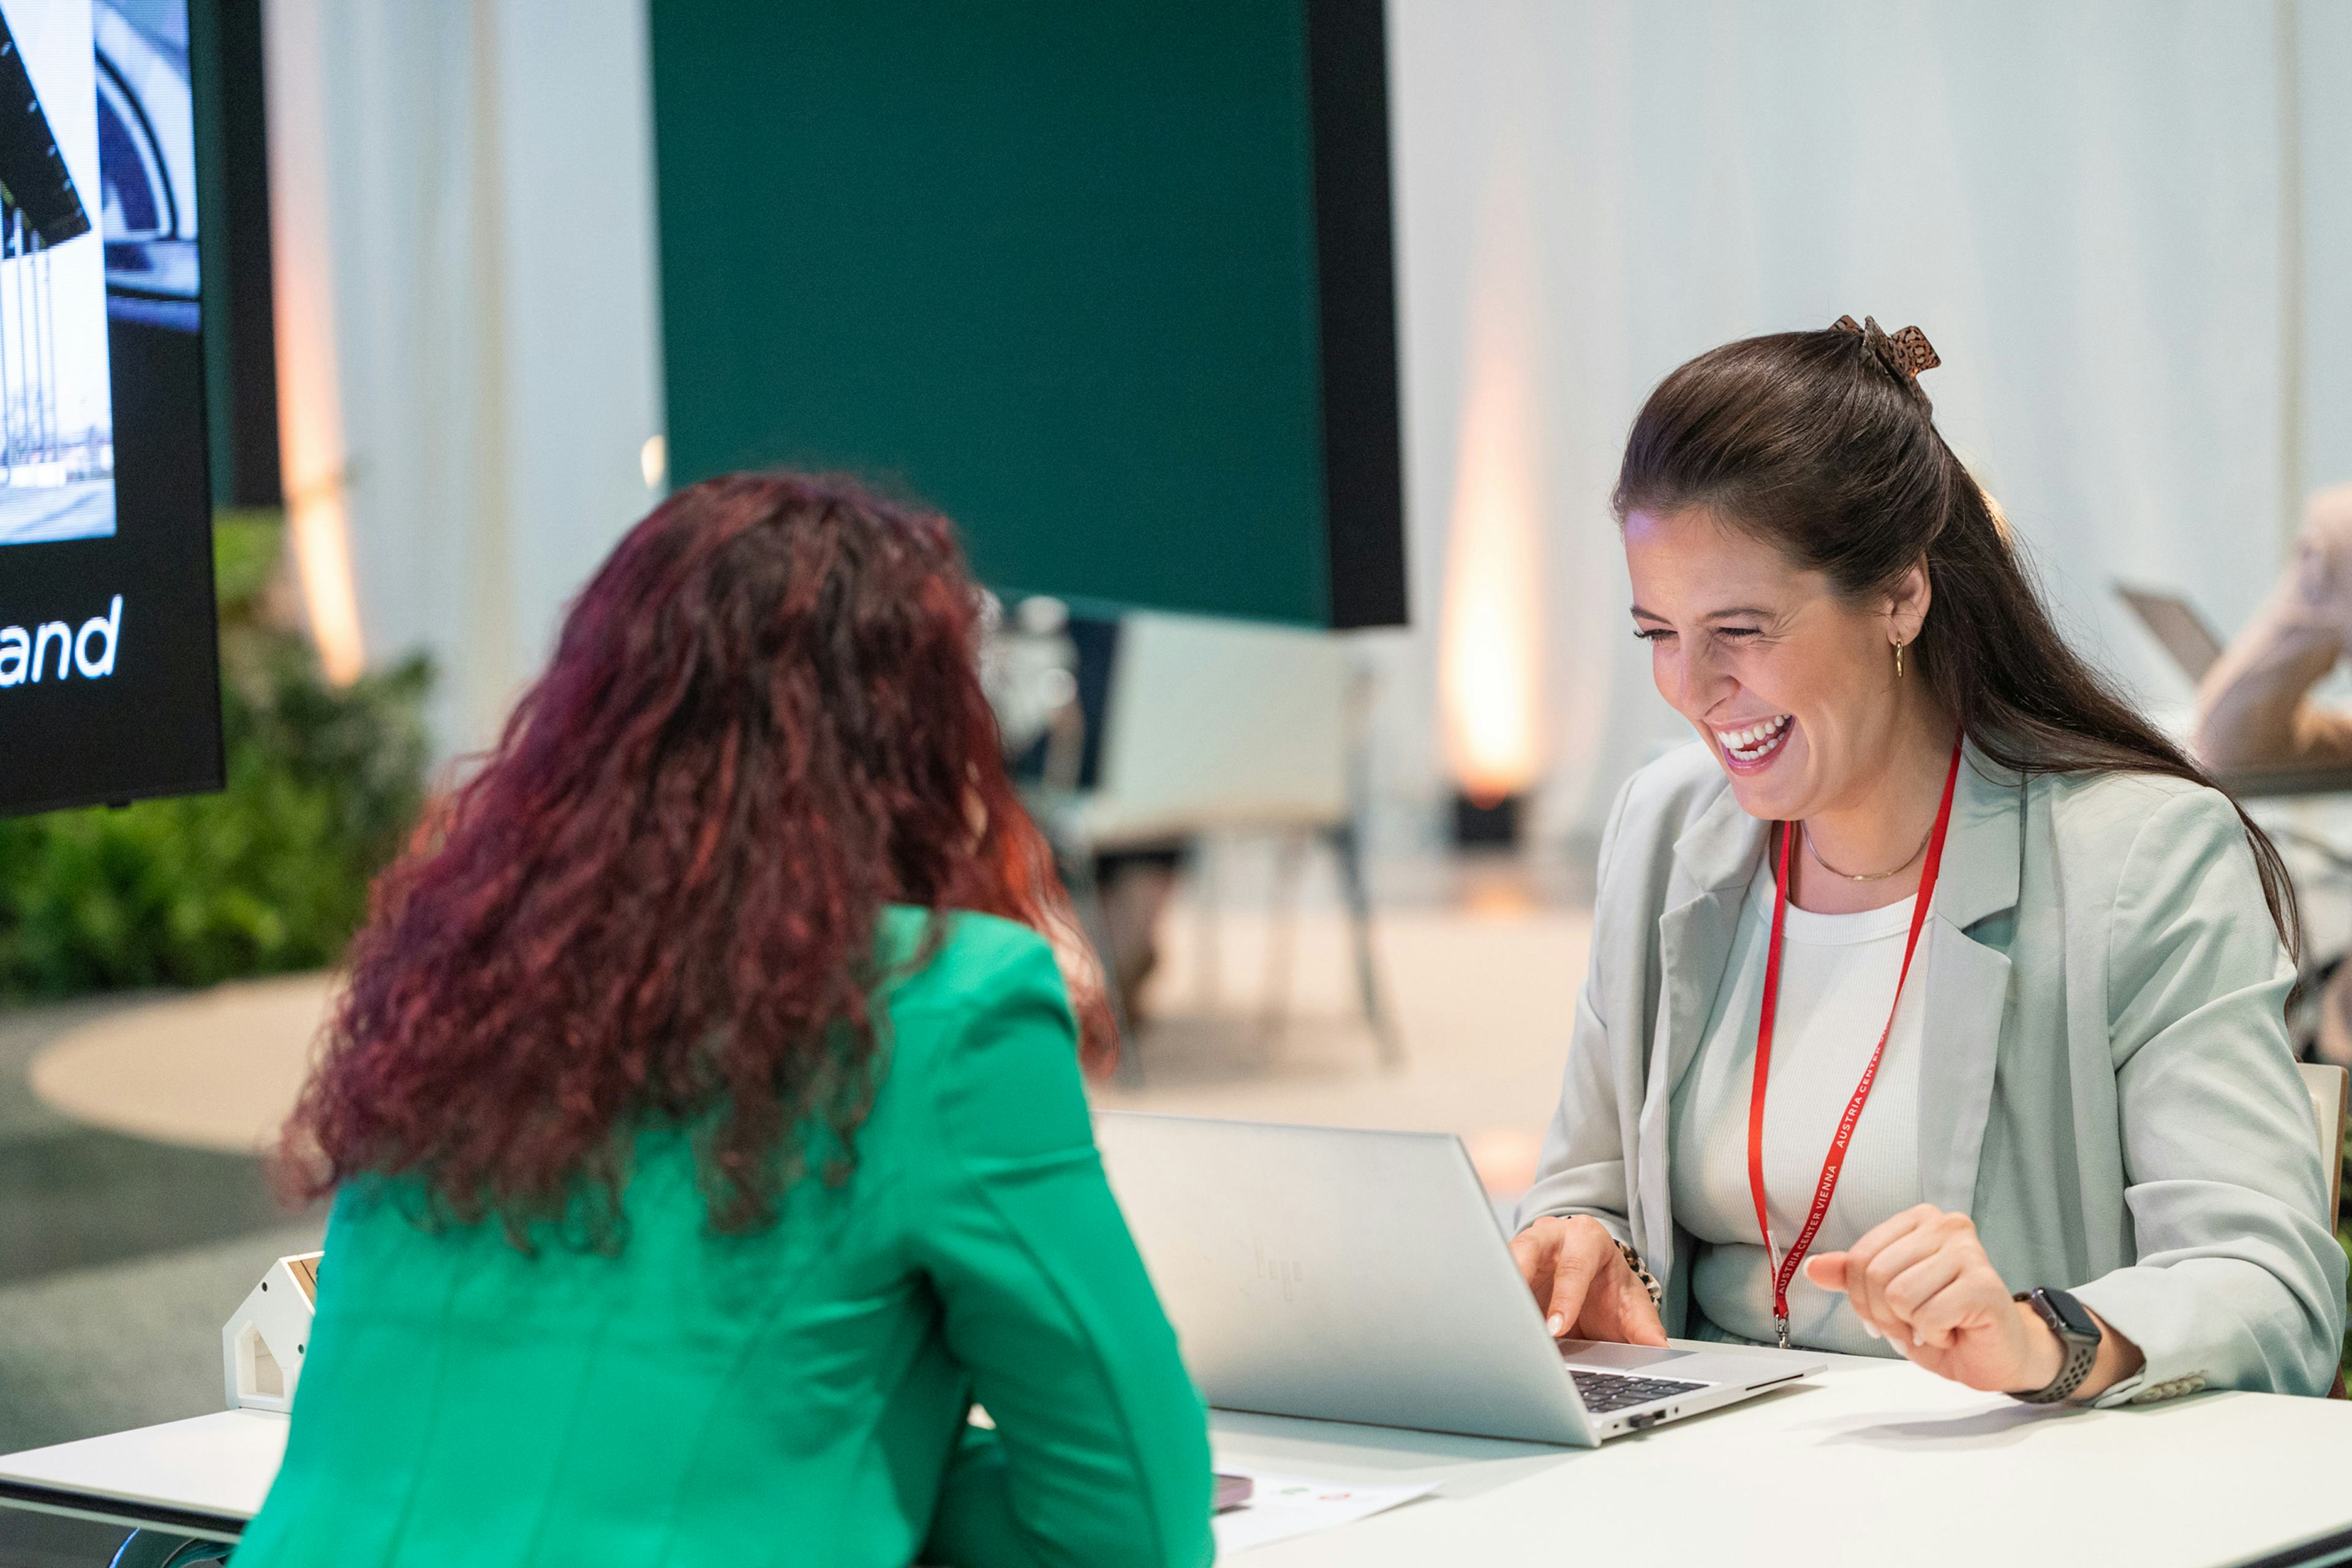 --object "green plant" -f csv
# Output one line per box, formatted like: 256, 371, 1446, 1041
0, 514, 431, 996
